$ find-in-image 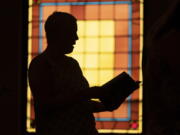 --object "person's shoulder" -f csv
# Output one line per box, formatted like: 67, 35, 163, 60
65, 55, 79, 65
29, 54, 41, 67
65, 56, 83, 74
29, 53, 50, 72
